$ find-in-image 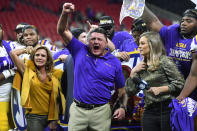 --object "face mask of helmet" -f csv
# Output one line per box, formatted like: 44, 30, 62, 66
101, 26, 113, 31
